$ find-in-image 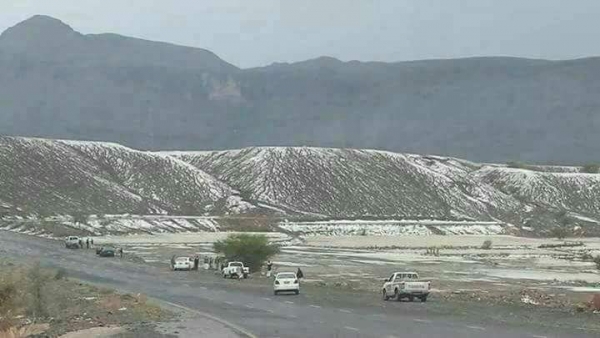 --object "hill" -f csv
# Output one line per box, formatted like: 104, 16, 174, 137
1, 137, 600, 236
1, 16, 600, 163
170, 147, 600, 235
0, 136, 244, 216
